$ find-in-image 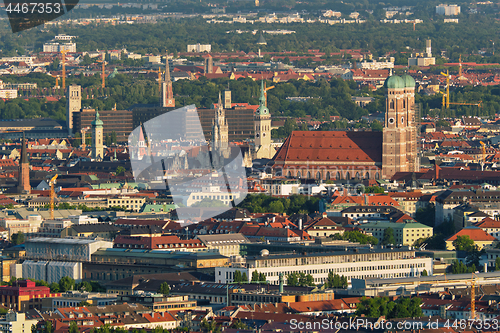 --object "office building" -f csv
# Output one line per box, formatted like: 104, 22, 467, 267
216, 247, 432, 285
